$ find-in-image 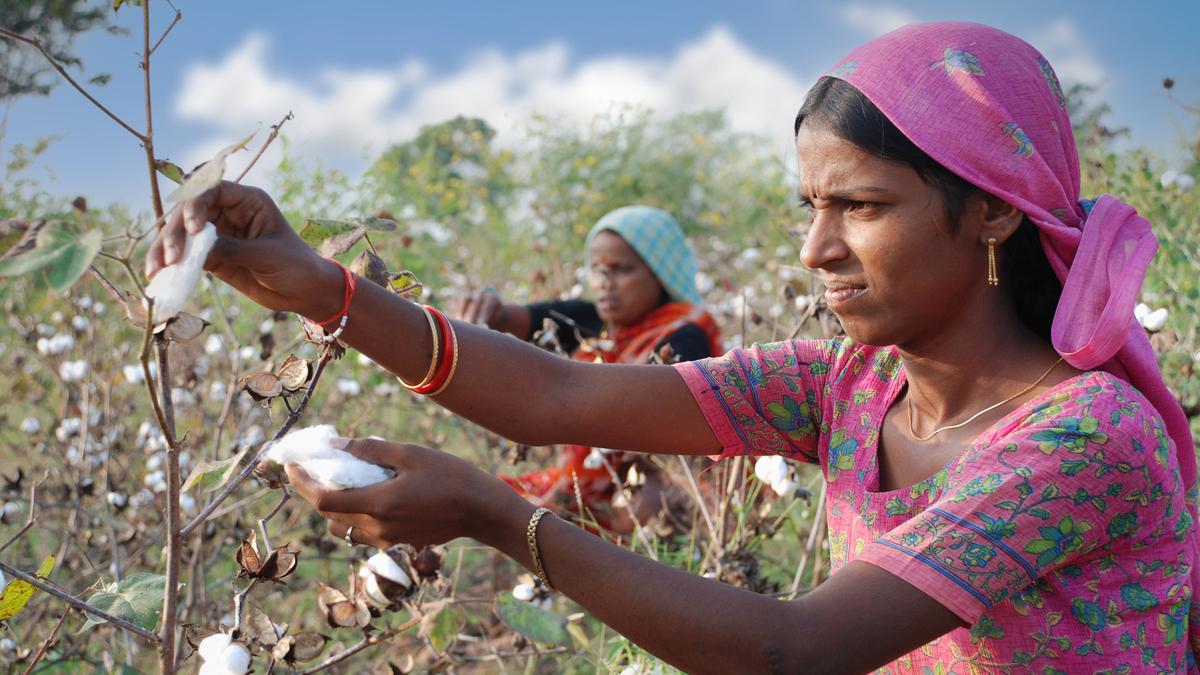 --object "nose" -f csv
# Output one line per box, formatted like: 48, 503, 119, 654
799, 210, 850, 271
